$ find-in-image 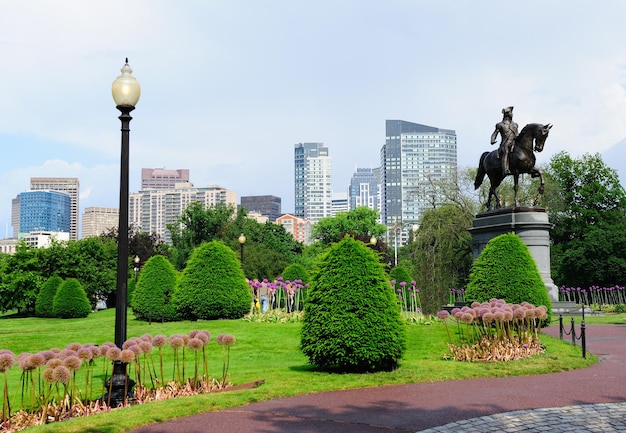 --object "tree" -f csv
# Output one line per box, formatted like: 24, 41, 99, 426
131, 255, 179, 322
174, 241, 251, 320
52, 278, 92, 319
301, 236, 406, 372
0, 243, 42, 314
546, 151, 626, 287
405, 204, 473, 314
311, 207, 387, 247
465, 233, 552, 321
